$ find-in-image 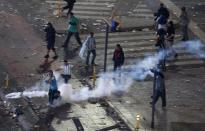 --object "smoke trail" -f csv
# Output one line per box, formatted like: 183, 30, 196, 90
5, 49, 166, 102
67, 50, 167, 101
181, 40, 205, 59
